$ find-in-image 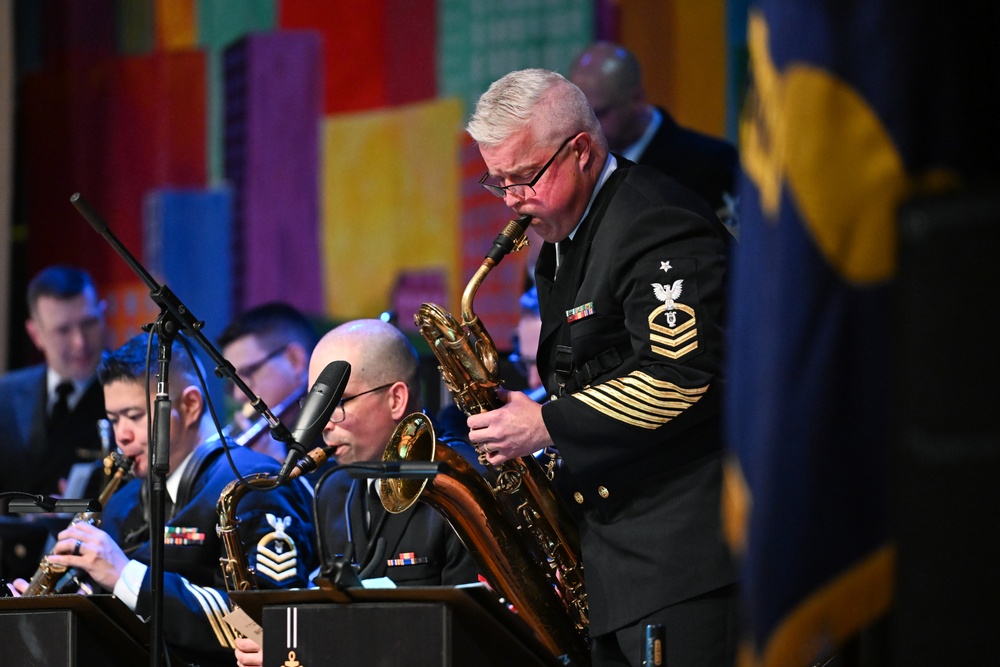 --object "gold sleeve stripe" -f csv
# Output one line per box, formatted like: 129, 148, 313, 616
573, 371, 709, 429
185, 580, 238, 648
